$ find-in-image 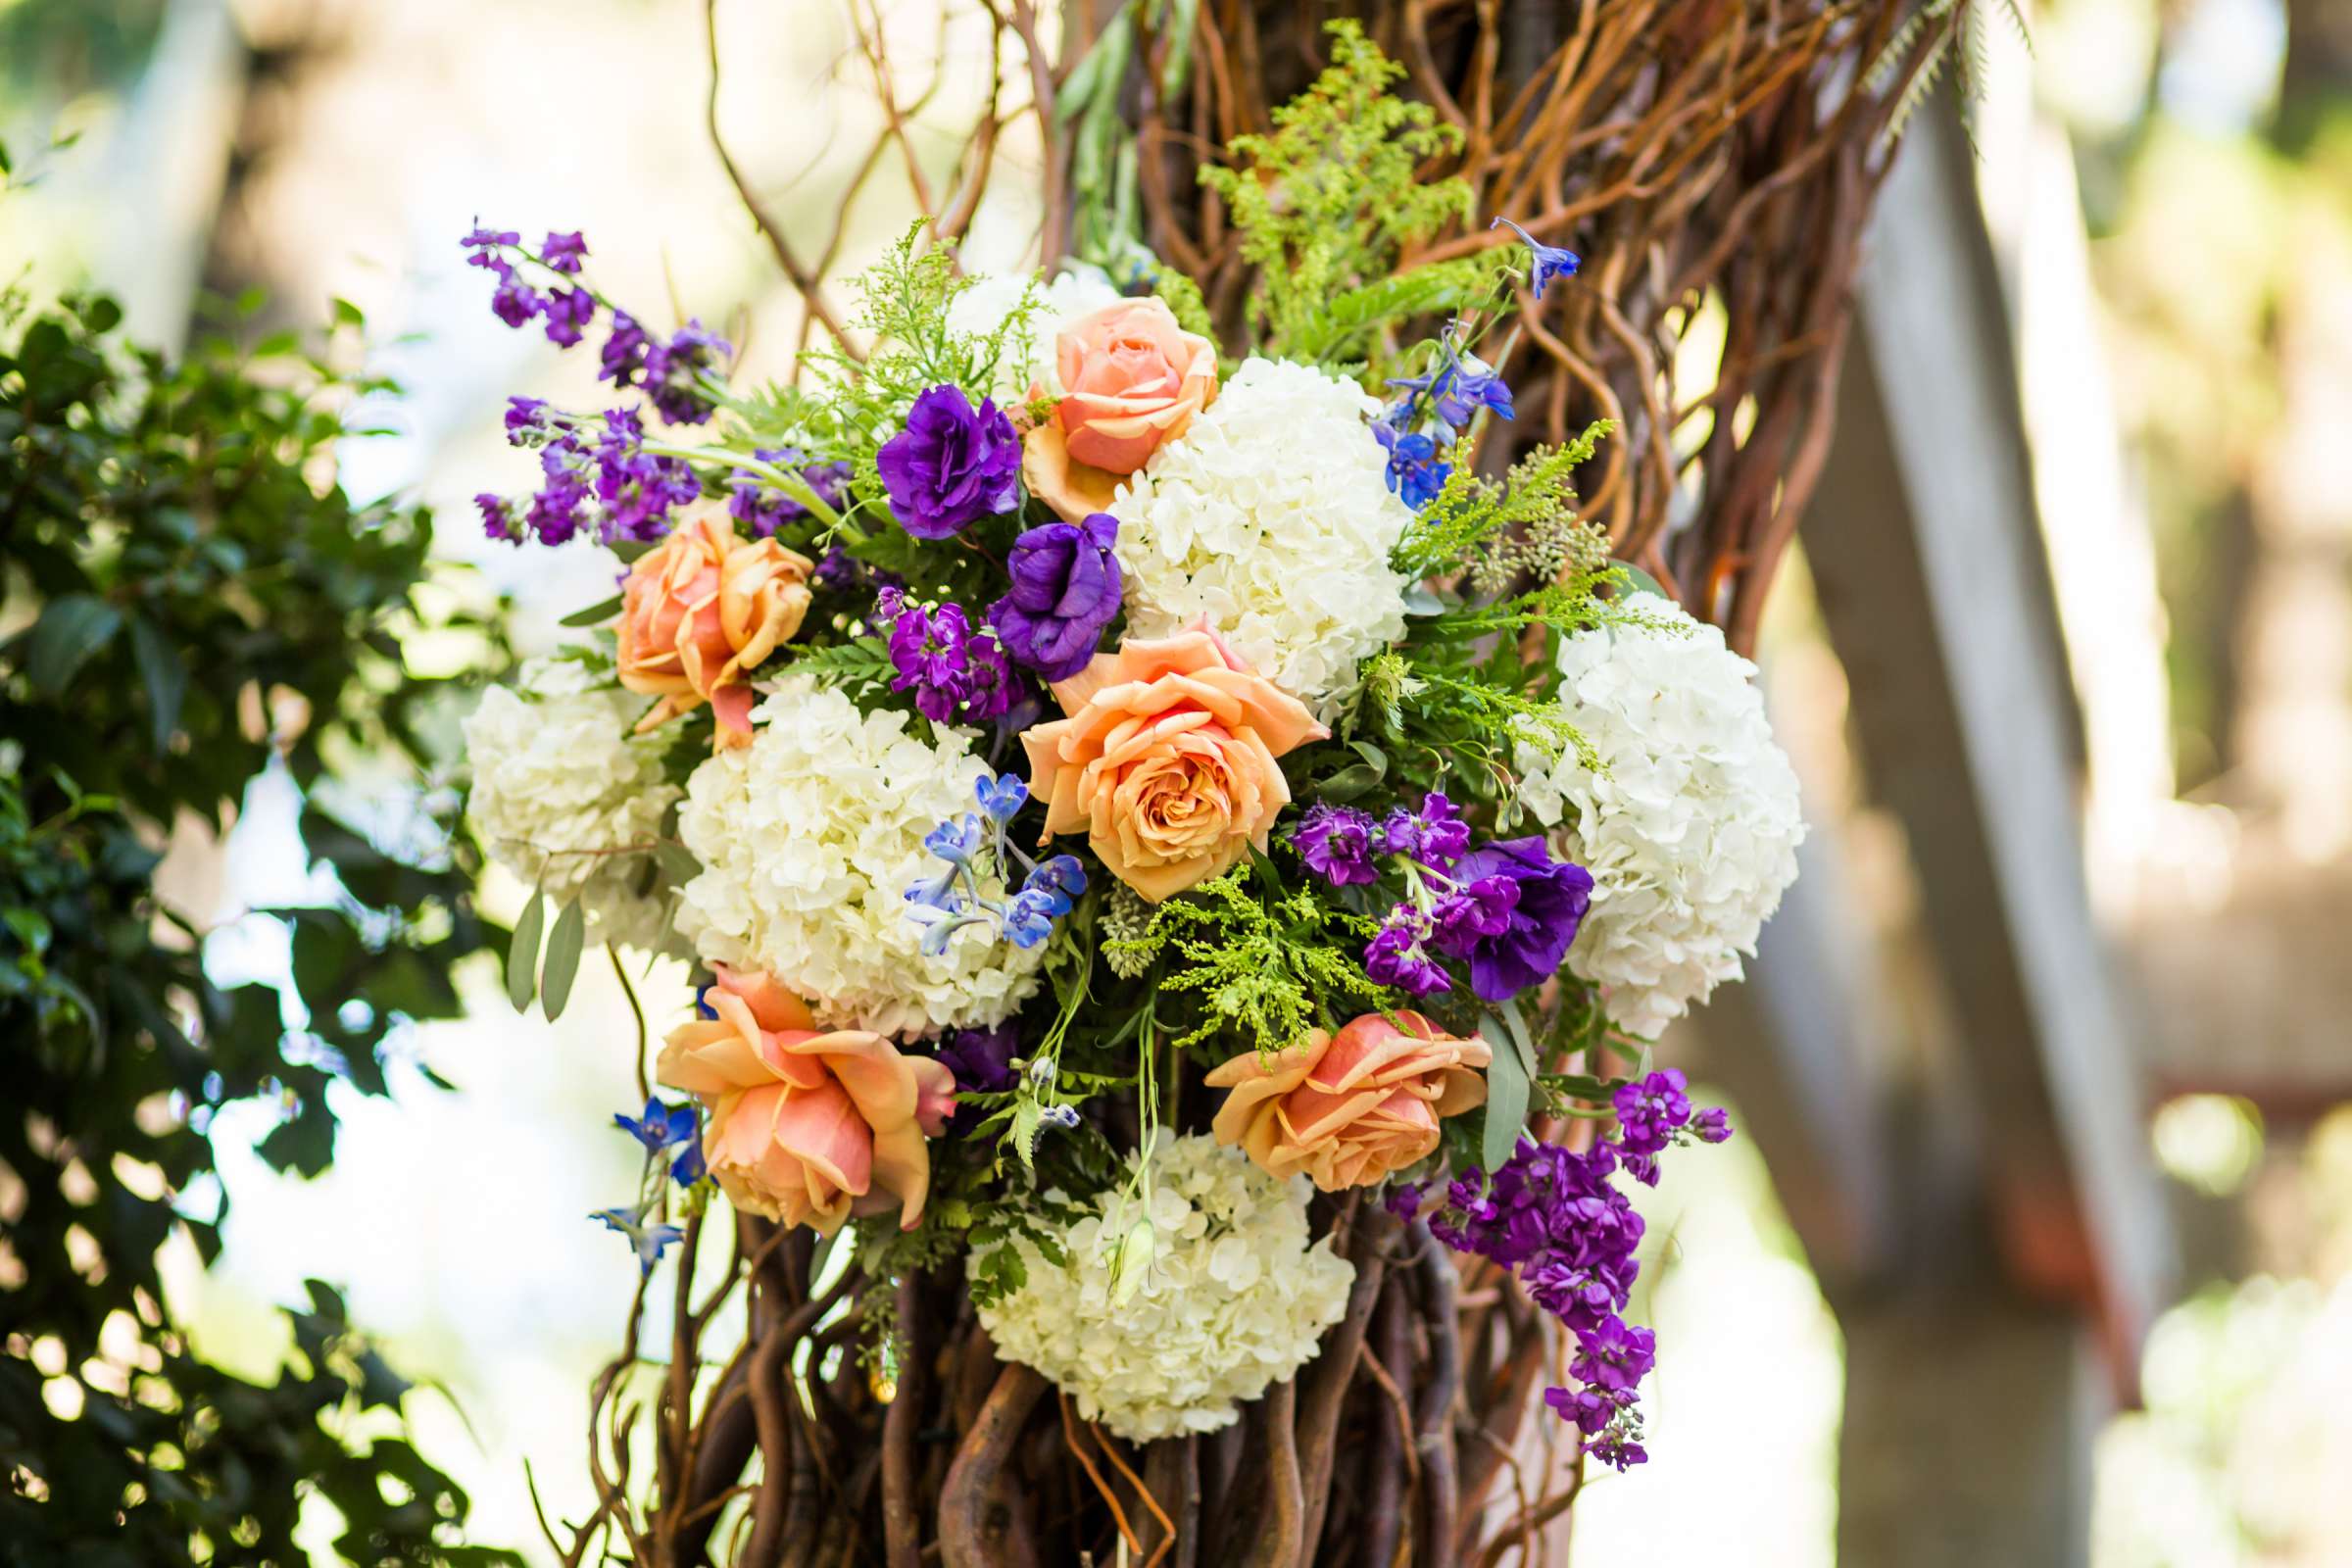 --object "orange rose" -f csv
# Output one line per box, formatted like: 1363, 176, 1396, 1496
616, 513, 813, 747
1205, 1012, 1492, 1192
1020, 622, 1326, 902
657, 964, 957, 1234
1021, 298, 1217, 521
